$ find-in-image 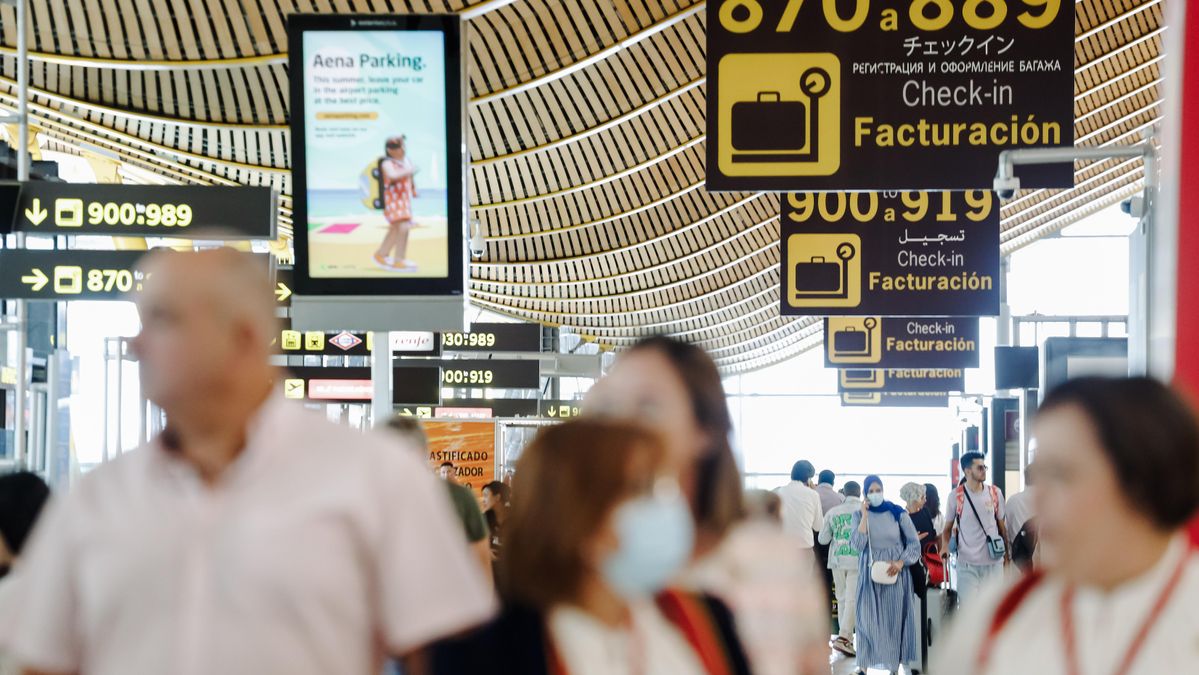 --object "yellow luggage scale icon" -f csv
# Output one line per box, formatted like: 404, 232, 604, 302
718, 53, 841, 177
787, 234, 861, 309
840, 369, 886, 389
826, 317, 882, 364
